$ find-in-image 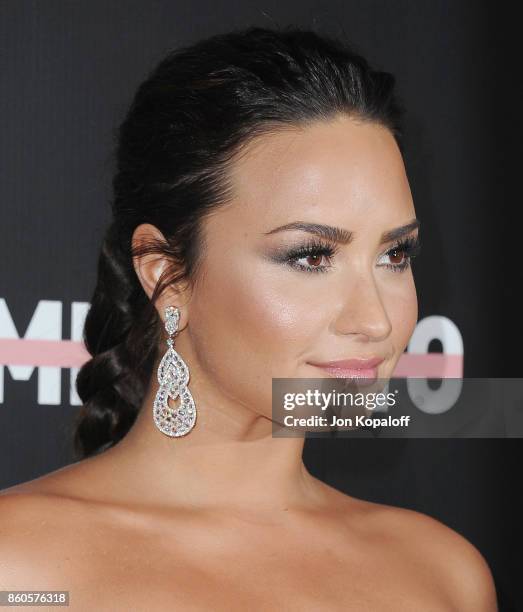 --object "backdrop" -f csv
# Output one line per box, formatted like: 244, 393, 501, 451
1, 1, 519, 610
